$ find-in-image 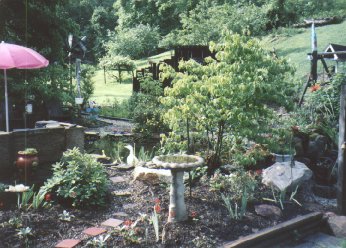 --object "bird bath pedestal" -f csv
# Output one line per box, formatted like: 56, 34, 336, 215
152, 154, 204, 222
